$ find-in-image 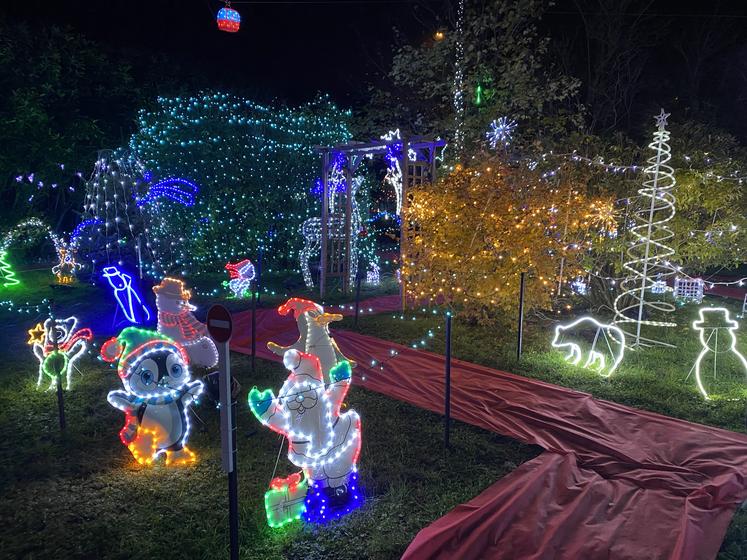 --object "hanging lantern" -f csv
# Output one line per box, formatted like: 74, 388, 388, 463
217, 4, 241, 33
